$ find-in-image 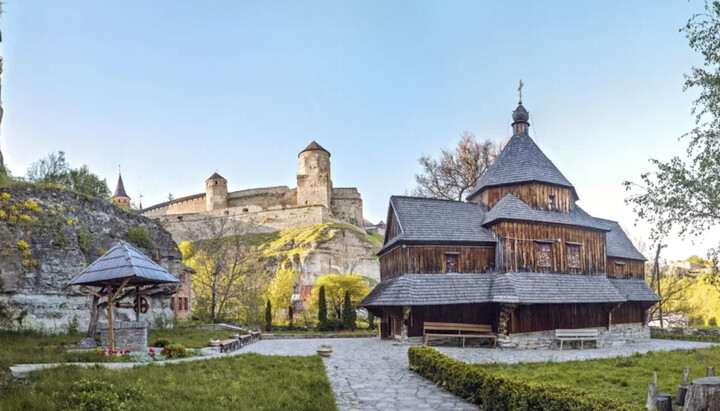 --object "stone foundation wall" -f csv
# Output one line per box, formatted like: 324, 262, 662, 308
651, 326, 720, 338
99, 321, 148, 351
498, 323, 650, 349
